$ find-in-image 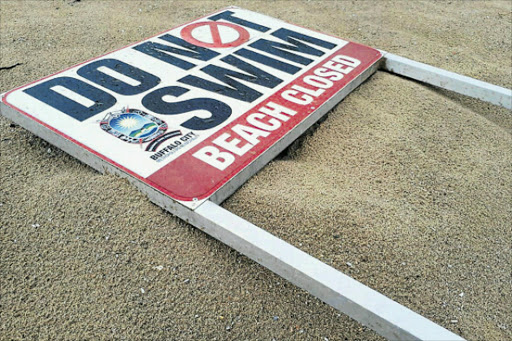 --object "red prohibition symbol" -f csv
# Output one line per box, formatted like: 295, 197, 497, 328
181, 21, 250, 48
